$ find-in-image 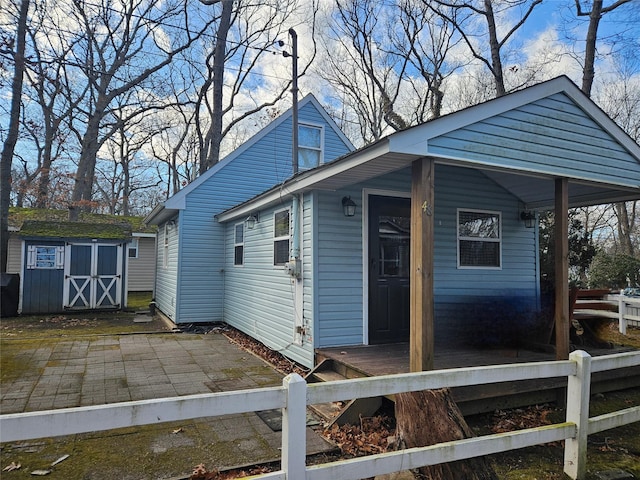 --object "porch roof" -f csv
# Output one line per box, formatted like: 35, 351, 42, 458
217, 76, 640, 223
